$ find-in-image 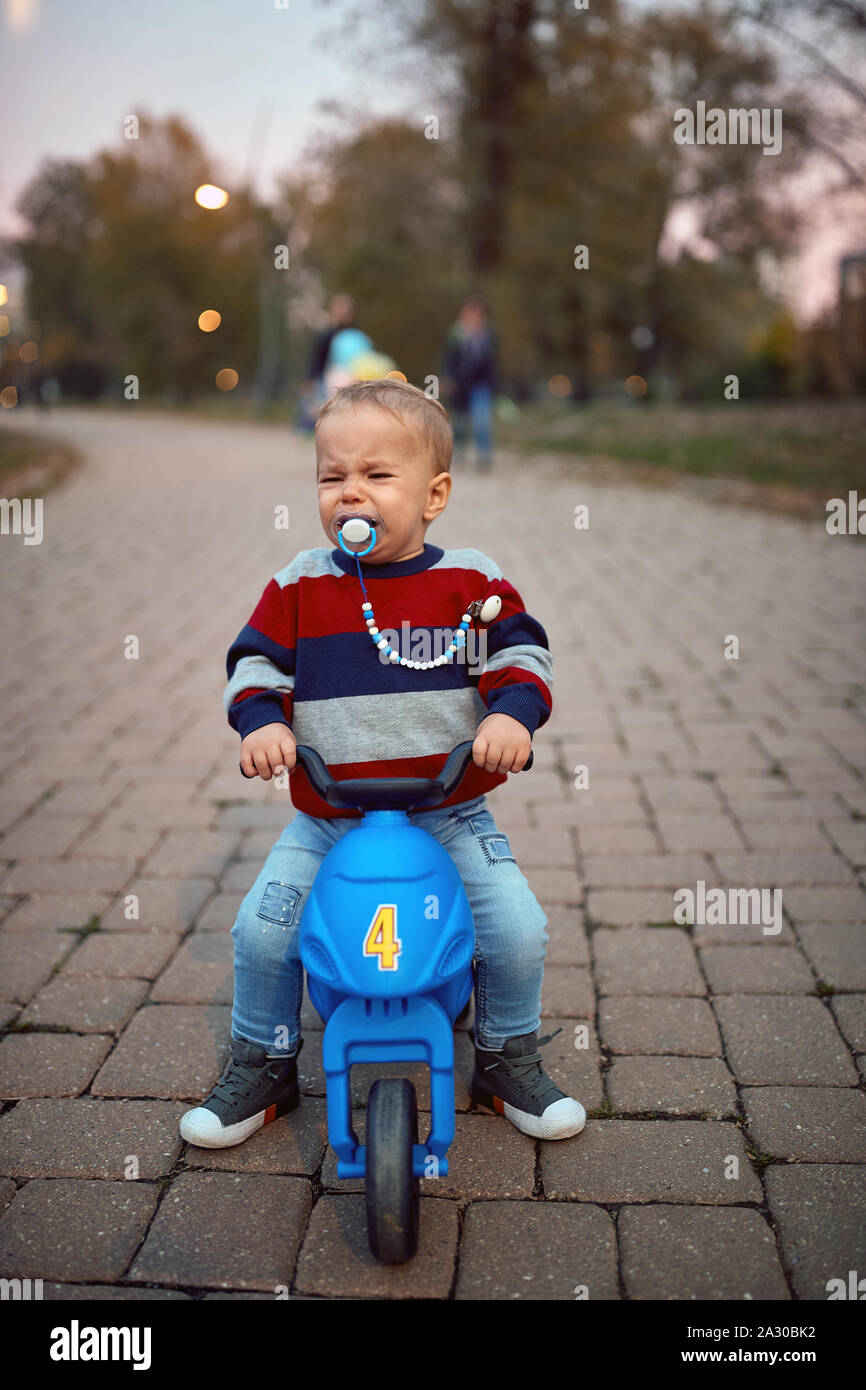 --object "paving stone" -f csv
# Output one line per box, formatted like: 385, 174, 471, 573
737, 799, 845, 830
543, 905, 590, 965
655, 814, 746, 853
193, 892, 243, 932
830, 993, 866, 1052
738, 819, 844, 853
71, 826, 163, 862
98, 877, 214, 931
19, 975, 148, 1033
548, 796, 648, 828
0, 1003, 20, 1028
741, 1086, 866, 1161
415, 1113, 534, 1199
216, 804, 291, 831
294, 1193, 458, 1298
586, 891, 680, 927
0, 1033, 112, 1098
593, 927, 704, 996
0, 894, 113, 932
149, 933, 233, 1004
0, 1177, 16, 1211
128, 1171, 311, 1291
639, 777, 723, 812
822, 821, 866, 867
619, 1206, 789, 1300
0, 815, 94, 859
0, 931, 75, 1003
506, 826, 576, 867
34, 780, 131, 818
534, 868, 582, 906
714, 996, 859, 1085
0, 1098, 185, 1177
0, 1179, 158, 1280
691, 914, 796, 946
141, 830, 241, 879
699, 945, 816, 994
42, 1283, 190, 1300
183, 1097, 328, 1176
715, 853, 856, 887
541, 965, 594, 1016
541, 1120, 763, 1203
764, 1164, 866, 1300
798, 924, 866, 990
455, 1201, 619, 1301
783, 887, 866, 924
607, 1056, 737, 1117
599, 997, 722, 1056
577, 825, 658, 855
90, 1005, 231, 1100
581, 854, 714, 890
1, 859, 136, 895
64, 931, 183, 979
